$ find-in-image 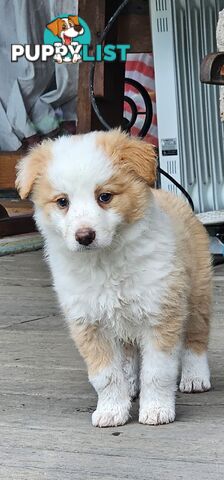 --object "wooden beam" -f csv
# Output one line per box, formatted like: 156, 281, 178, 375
0, 154, 36, 238
0, 153, 21, 189
0, 199, 33, 217
77, 0, 128, 133
77, 0, 106, 133
0, 215, 36, 238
